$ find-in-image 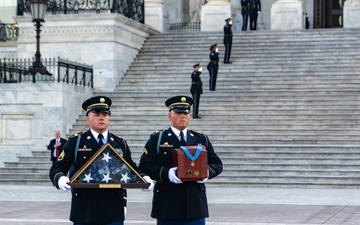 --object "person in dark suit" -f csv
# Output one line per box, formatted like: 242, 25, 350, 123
47, 131, 67, 165
241, 0, 250, 31
139, 95, 223, 225
49, 96, 154, 225
223, 18, 233, 64
190, 63, 203, 119
249, 0, 261, 30
207, 44, 219, 91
